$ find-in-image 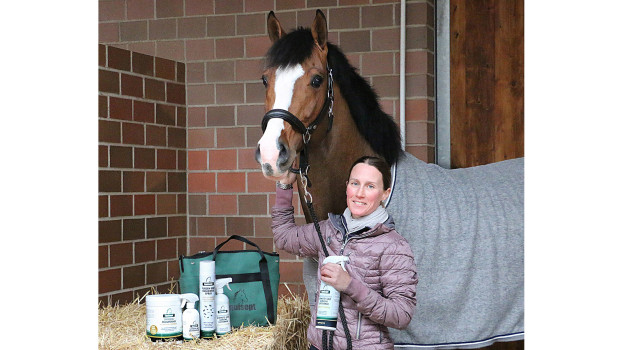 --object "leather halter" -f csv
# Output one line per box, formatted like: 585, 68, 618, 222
260, 64, 334, 185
